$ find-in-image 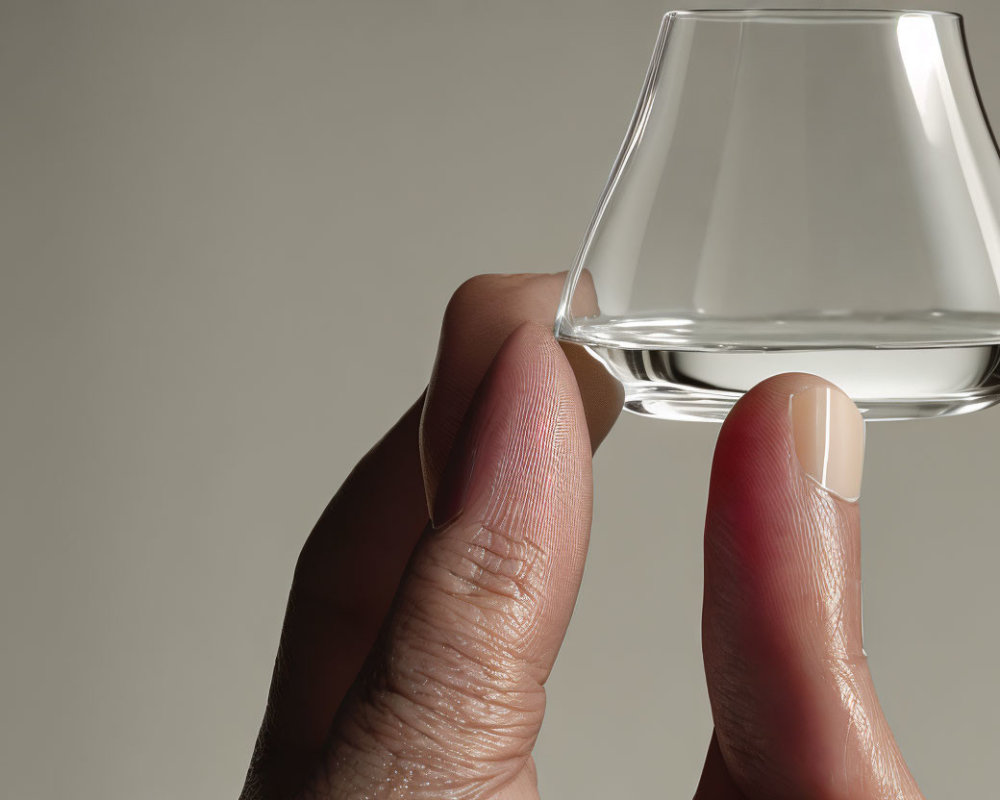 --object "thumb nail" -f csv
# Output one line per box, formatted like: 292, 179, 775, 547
790, 385, 866, 502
